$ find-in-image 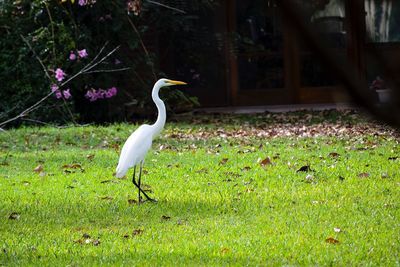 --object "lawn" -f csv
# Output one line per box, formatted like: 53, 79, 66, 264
0, 111, 399, 266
